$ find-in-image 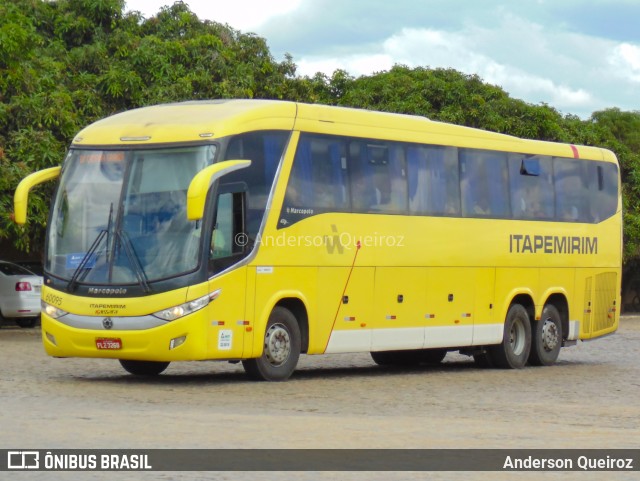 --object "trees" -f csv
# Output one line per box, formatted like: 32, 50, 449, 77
0, 0, 296, 254
2, 1, 640, 271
